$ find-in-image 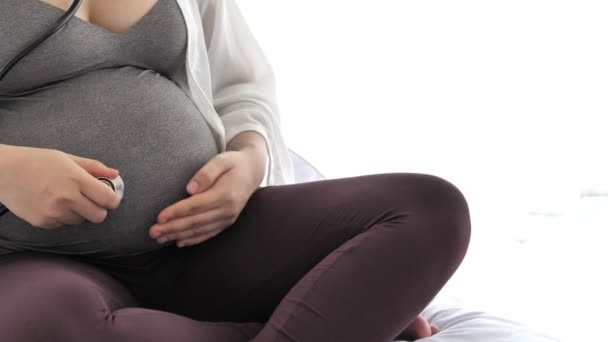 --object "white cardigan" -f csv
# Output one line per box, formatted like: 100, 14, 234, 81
171, 0, 295, 186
